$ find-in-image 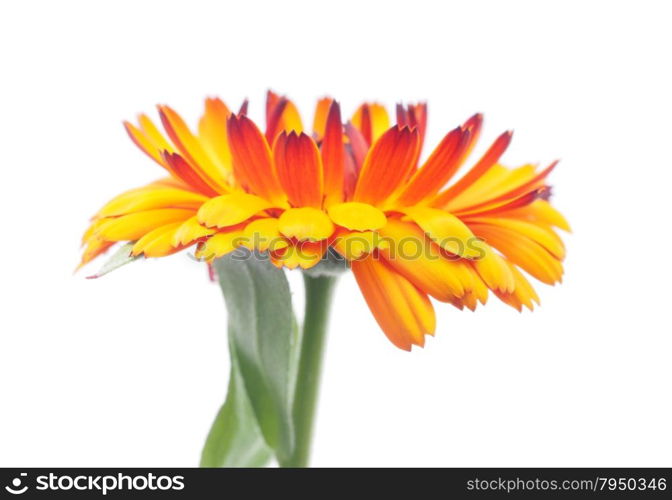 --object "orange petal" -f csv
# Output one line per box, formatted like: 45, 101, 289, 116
123, 121, 168, 169
227, 114, 287, 207
396, 103, 428, 151
273, 131, 323, 208
198, 97, 234, 181
460, 112, 483, 159
158, 105, 229, 193
265, 90, 303, 144
266, 90, 283, 117
493, 260, 540, 311
162, 152, 220, 197
321, 101, 345, 205
396, 104, 408, 127
498, 199, 571, 232
395, 126, 470, 206
312, 97, 333, 140
409, 103, 427, 141
351, 257, 435, 351
469, 268, 490, 305
471, 243, 516, 293
467, 217, 565, 260
122, 113, 175, 173
281, 100, 304, 133
471, 223, 563, 285
432, 130, 513, 207
352, 103, 390, 145
238, 99, 249, 115
377, 219, 468, 301
353, 126, 420, 207
442, 164, 535, 212
352, 103, 372, 144
451, 161, 558, 214
455, 187, 545, 218
461, 291, 480, 311
344, 122, 369, 174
